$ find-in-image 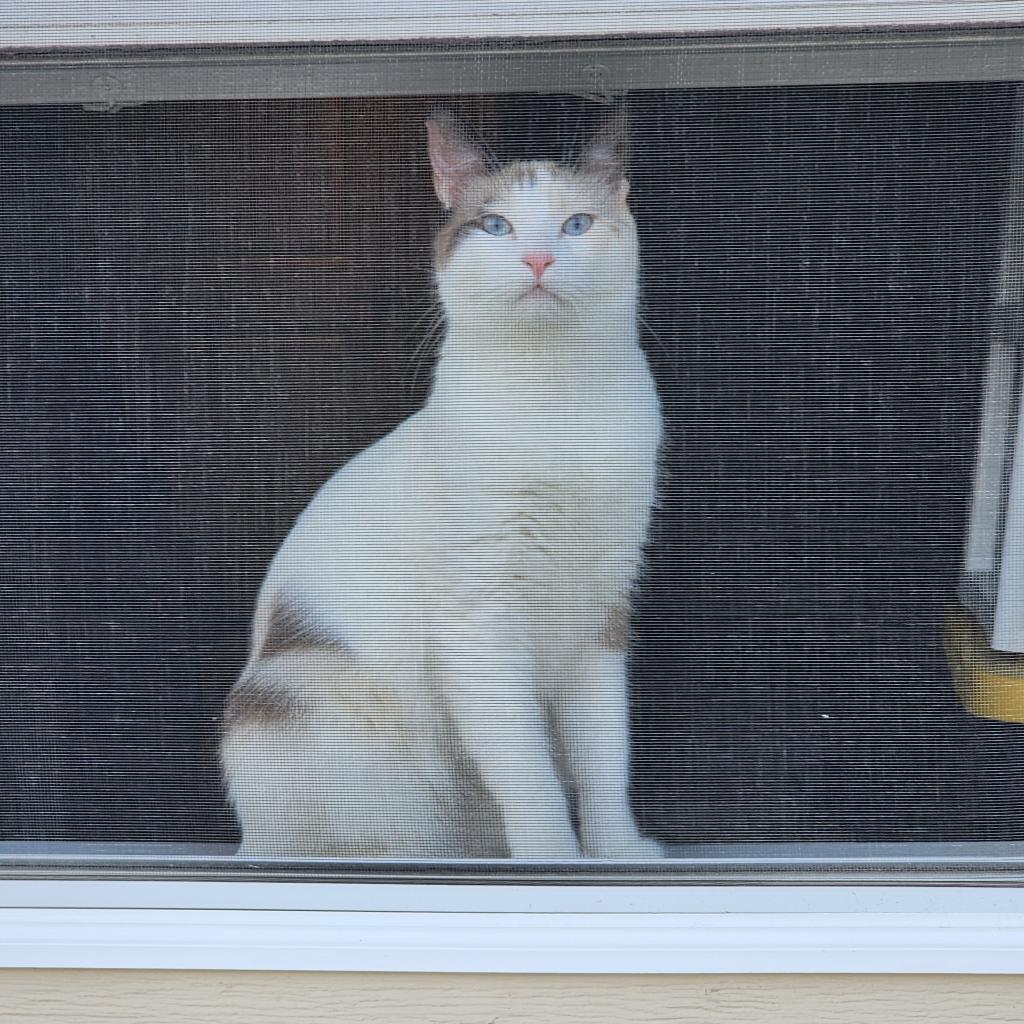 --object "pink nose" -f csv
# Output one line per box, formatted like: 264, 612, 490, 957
522, 251, 554, 282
